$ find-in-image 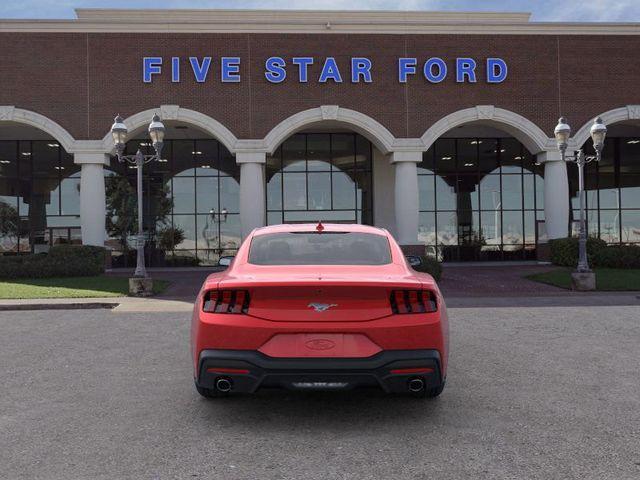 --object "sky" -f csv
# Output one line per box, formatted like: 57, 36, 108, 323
1, 0, 640, 22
